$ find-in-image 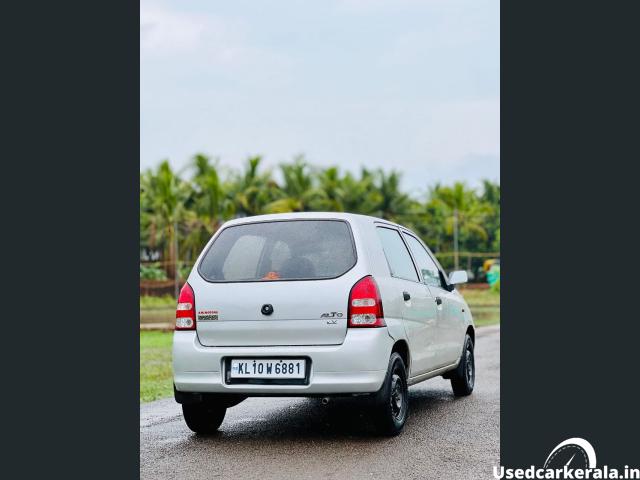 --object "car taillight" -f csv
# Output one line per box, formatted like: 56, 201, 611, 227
175, 282, 196, 330
348, 275, 385, 327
